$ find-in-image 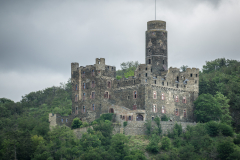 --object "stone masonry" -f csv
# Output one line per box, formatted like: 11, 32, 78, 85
50, 20, 199, 132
